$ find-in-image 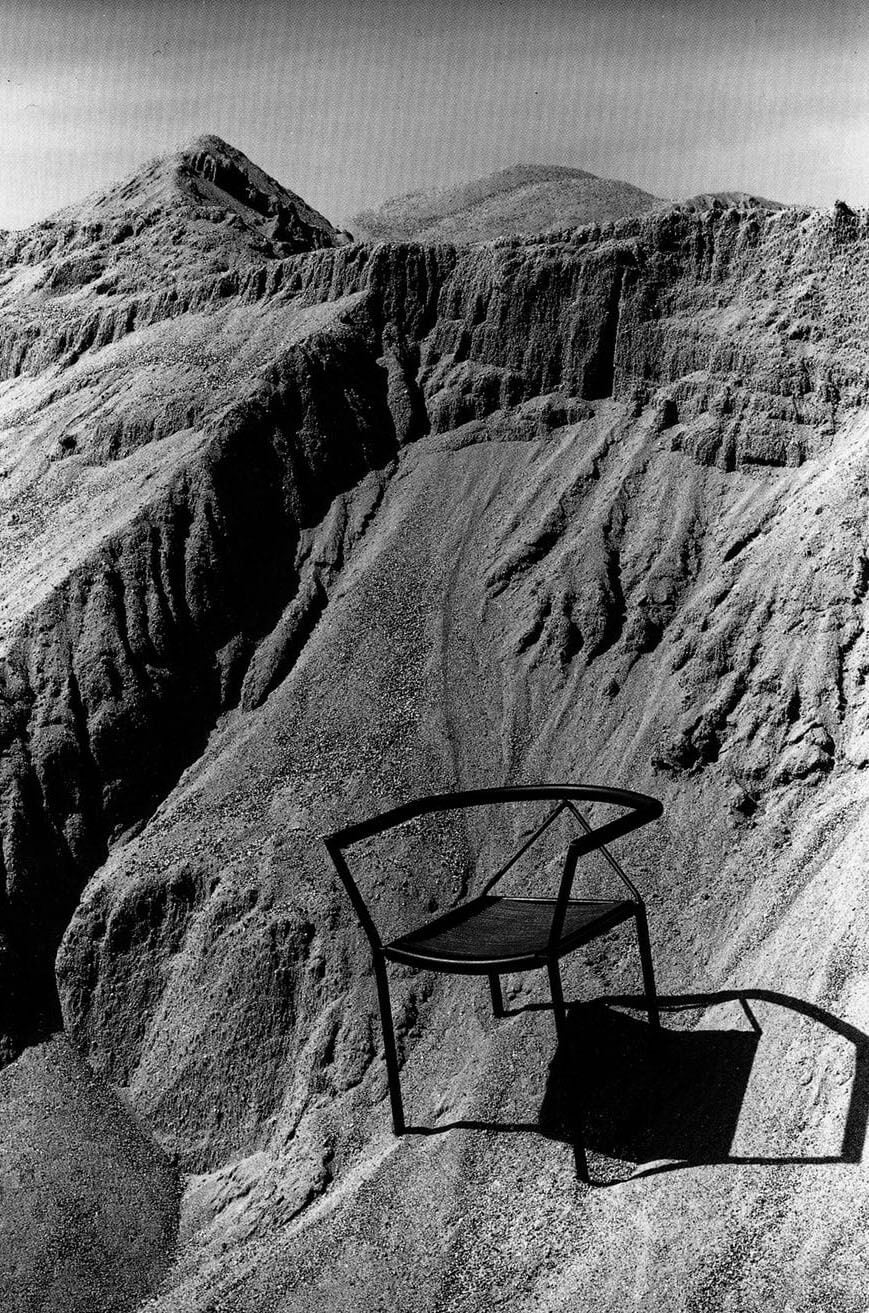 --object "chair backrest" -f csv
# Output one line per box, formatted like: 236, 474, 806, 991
323, 784, 663, 951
